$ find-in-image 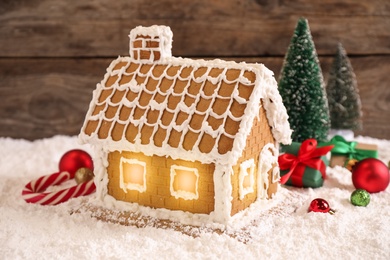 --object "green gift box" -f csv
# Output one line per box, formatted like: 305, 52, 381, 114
280, 141, 330, 188
327, 135, 378, 168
